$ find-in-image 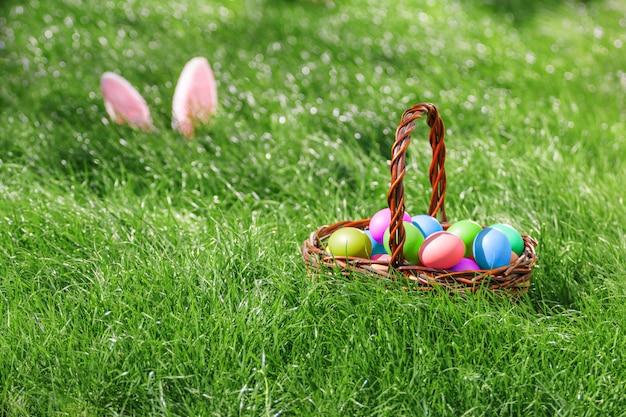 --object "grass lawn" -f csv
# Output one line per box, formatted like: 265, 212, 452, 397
1, 0, 626, 415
